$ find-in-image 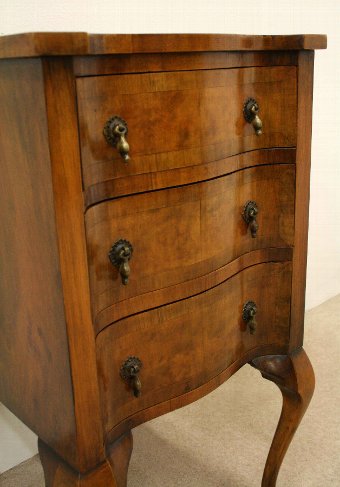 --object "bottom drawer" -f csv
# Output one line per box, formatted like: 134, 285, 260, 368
96, 261, 291, 432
